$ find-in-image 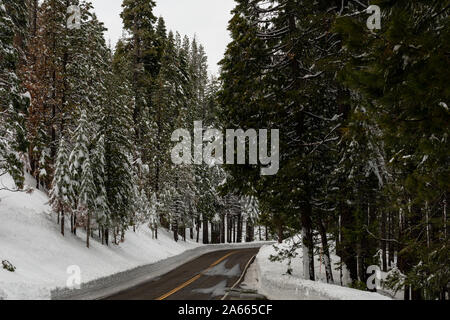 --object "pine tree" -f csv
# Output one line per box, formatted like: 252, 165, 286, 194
69, 110, 90, 234
49, 137, 71, 236
334, 0, 450, 299
79, 153, 95, 248
0, 0, 29, 190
